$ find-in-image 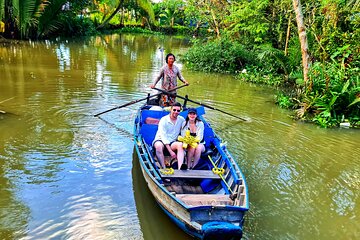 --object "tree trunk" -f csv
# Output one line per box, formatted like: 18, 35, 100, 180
284, 12, 291, 56
4, 0, 17, 39
97, 0, 124, 30
292, 0, 310, 84
210, 9, 220, 38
